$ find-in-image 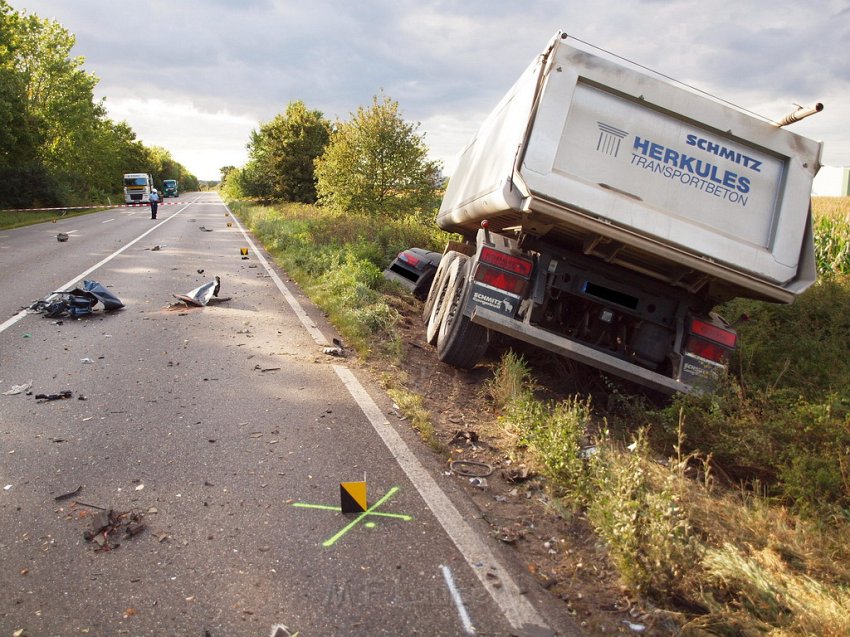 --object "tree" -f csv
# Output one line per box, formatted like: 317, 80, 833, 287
12, 10, 103, 175
0, 0, 36, 171
314, 93, 442, 219
246, 100, 330, 202
0, 2, 198, 207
